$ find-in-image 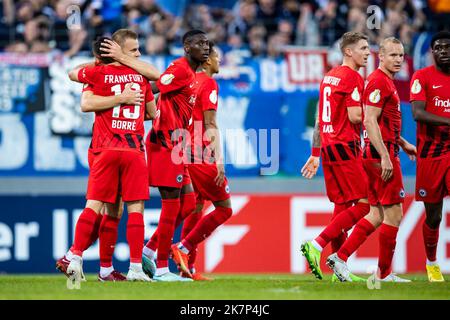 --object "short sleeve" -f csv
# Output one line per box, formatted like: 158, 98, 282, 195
77, 66, 98, 85
156, 62, 191, 94
410, 70, 427, 102
344, 81, 363, 108
364, 77, 388, 109
199, 78, 219, 112
336, 70, 363, 108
